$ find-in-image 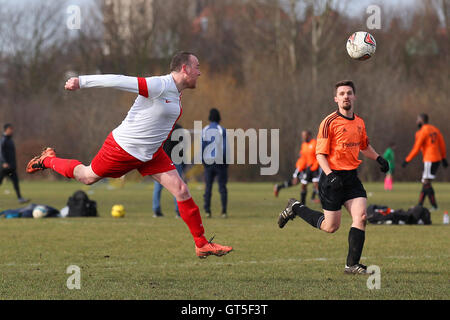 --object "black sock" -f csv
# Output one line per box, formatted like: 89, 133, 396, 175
428, 185, 437, 208
300, 190, 307, 205
346, 227, 365, 267
418, 190, 425, 205
292, 203, 324, 229
279, 180, 292, 190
